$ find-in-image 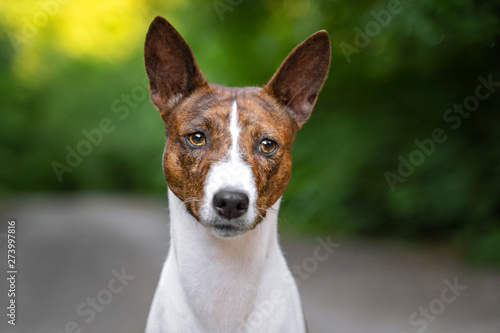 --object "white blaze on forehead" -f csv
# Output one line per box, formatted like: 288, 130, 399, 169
229, 100, 241, 161
200, 99, 257, 224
